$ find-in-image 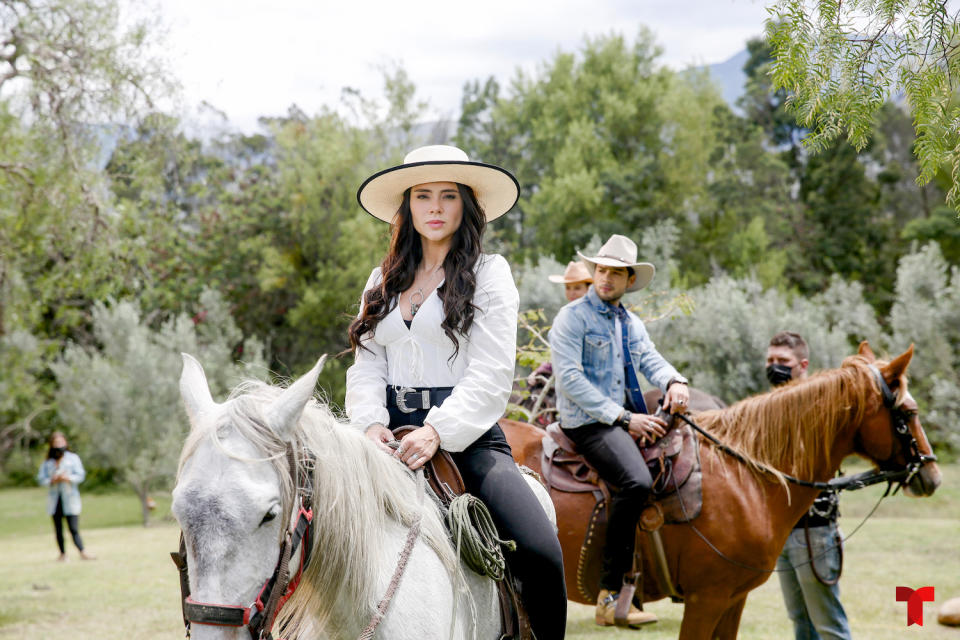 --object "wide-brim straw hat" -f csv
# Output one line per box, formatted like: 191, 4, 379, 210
357, 145, 519, 223
548, 261, 594, 284
577, 234, 655, 292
